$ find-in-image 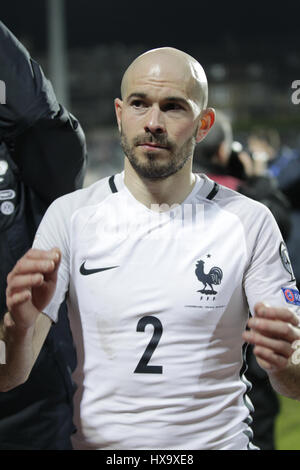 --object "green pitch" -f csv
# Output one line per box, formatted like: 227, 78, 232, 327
275, 395, 300, 450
